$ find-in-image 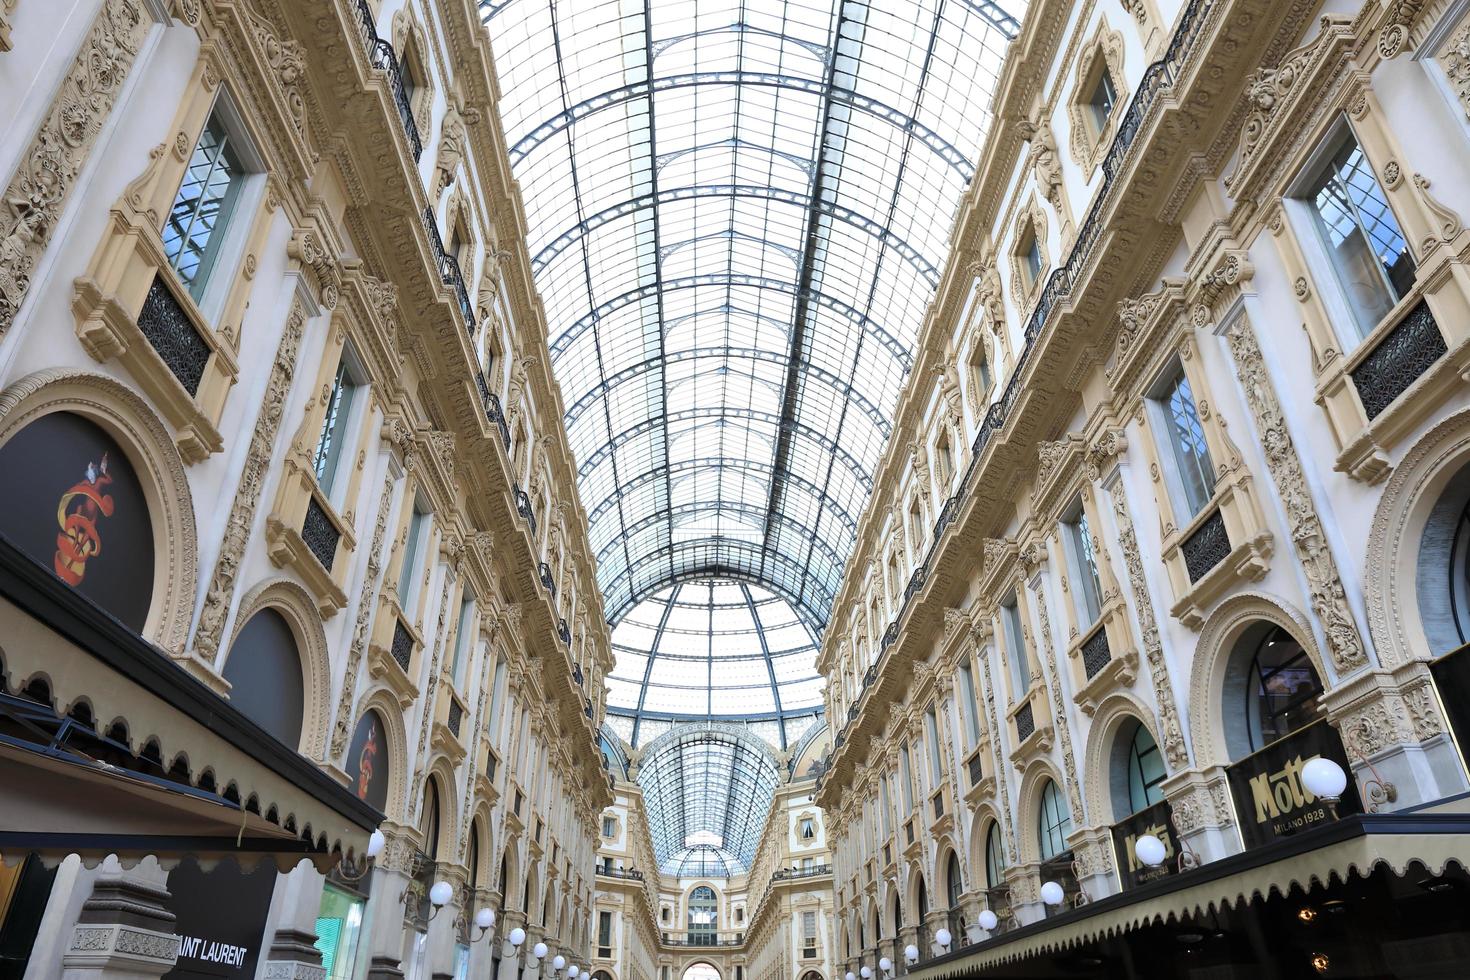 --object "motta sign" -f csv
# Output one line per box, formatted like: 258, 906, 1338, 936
1225, 720, 1361, 850
163, 859, 276, 979
1110, 799, 1178, 890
